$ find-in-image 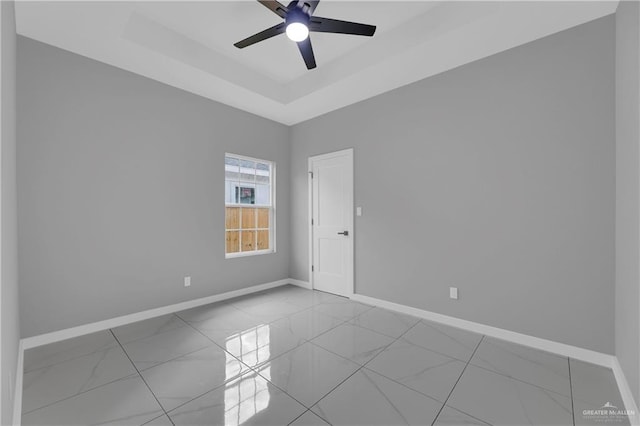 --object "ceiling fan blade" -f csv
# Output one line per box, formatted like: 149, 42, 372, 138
309, 16, 376, 37
297, 37, 317, 70
234, 22, 286, 48
257, 0, 288, 18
